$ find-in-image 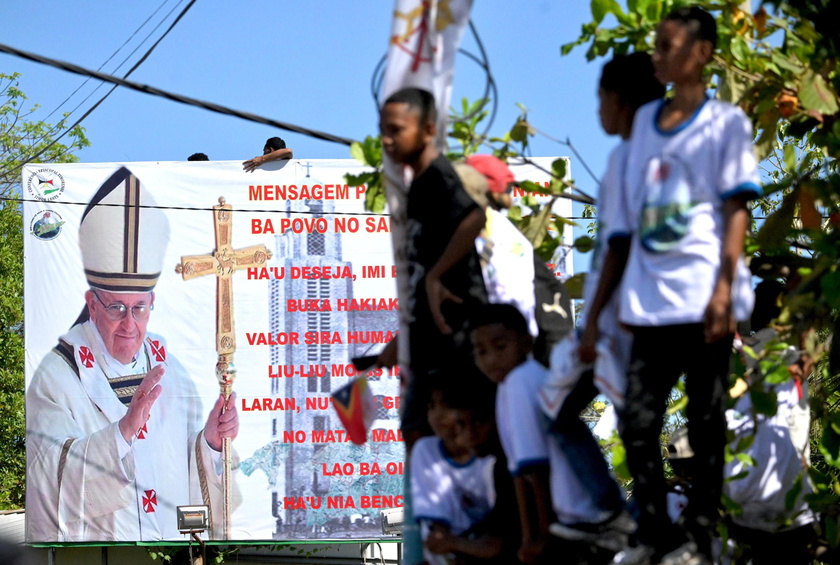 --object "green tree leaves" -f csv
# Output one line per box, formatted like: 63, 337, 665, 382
0, 72, 89, 509
0, 73, 89, 198
799, 70, 840, 116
